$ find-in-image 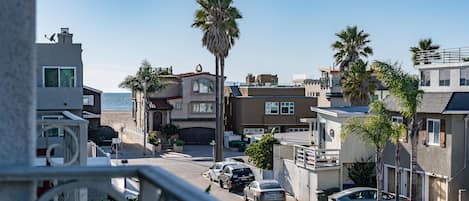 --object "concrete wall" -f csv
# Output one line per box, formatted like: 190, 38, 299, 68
36, 43, 83, 111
